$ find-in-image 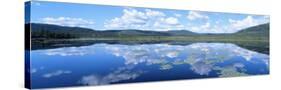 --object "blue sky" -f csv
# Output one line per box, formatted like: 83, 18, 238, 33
27, 1, 269, 33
